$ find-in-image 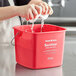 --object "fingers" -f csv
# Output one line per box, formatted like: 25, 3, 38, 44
35, 5, 42, 14
38, 2, 53, 15
47, 5, 51, 14
49, 7, 53, 15
25, 11, 29, 21
39, 3, 45, 15
29, 9, 34, 20
25, 3, 53, 20
30, 4, 38, 18
47, 5, 53, 15
42, 2, 48, 14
